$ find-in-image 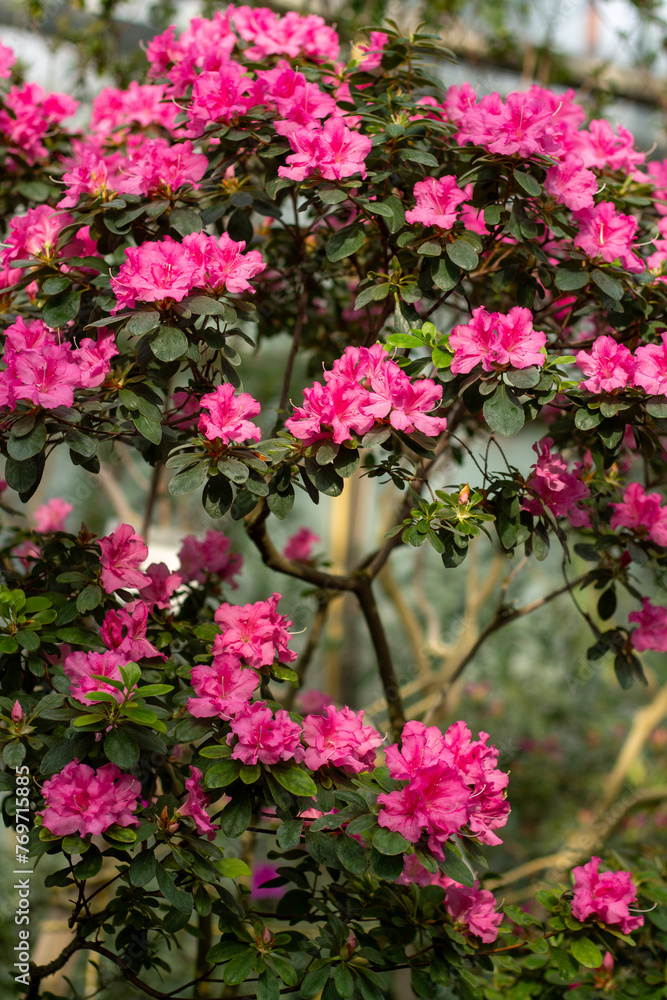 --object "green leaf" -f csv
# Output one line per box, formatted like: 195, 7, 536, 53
372, 828, 410, 855
370, 847, 403, 880
169, 461, 209, 496
170, 207, 203, 236
570, 937, 604, 968
269, 954, 298, 987
591, 268, 624, 301
104, 729, 140, 768
132, 412, 162, 445
555, 269, 589, 292
326, 224, 365, 262
156, 866, 192, 913
301, 966, 331, 998
271, 763, 318, 797
439, 845, 474, 887
76, 584, 102, 613
129, 849, 157, 886
219, 795, 252, 838
433, 257, 460, 291
257, 969, 280, 1000
5, 456, 39, 494
43, 289, 81, 327
277, 819, 303, 850
506, 367, 541, 389
217, 857, 251, 879
335, 833, 368, 874
8, 422, 46, 461
513, 168, 542, 197
218, 458, 249, 484
446, 239, 478, 271
206, 759, 242, 788
223, 950, 256, 986
73, 845, 103, 880
333, 964, 354, 998
305, 829, 340, 869
185, 295, 228, 315
151, 325, 188, 362
203, 475, 234, 518
574, 407, 601, 430
16, 630, 40, 651
127, 310, 160, 336
3, 741, 26, 767
483, 383, 525, 437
